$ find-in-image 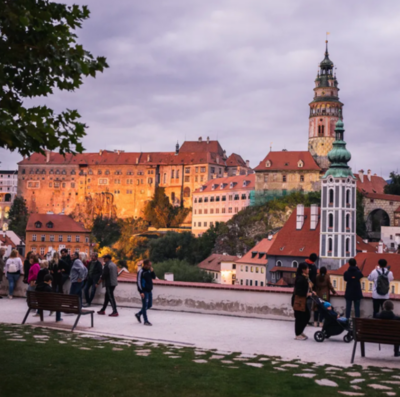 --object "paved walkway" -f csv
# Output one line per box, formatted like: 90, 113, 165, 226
1, 298, 399, 368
